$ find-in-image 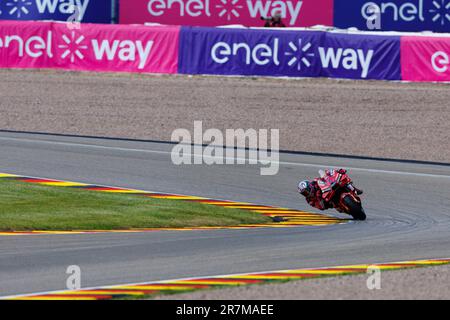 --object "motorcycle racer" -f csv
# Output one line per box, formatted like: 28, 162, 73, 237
298, 169, 363, 211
